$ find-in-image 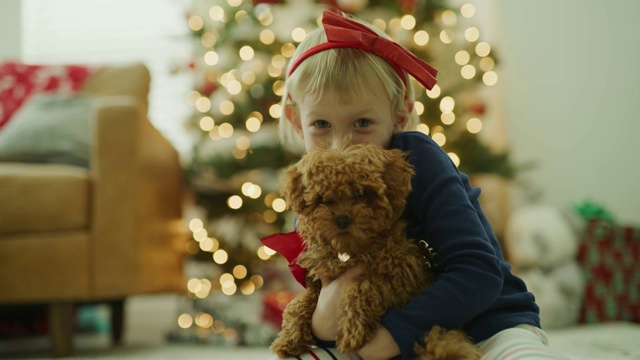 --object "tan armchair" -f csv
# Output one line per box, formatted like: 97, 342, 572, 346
0, 63, 186, 357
